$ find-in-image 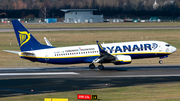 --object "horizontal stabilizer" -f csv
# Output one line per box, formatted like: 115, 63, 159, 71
3, 50, 34, 55
3, 50, 20, 54
21, 51, 35, 55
